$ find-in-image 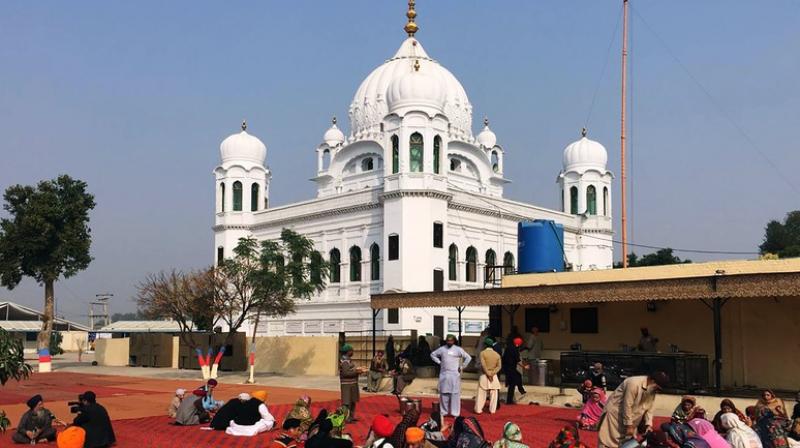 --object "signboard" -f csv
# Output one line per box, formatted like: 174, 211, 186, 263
285, 321, 303, 334
304, 320, 322, 333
